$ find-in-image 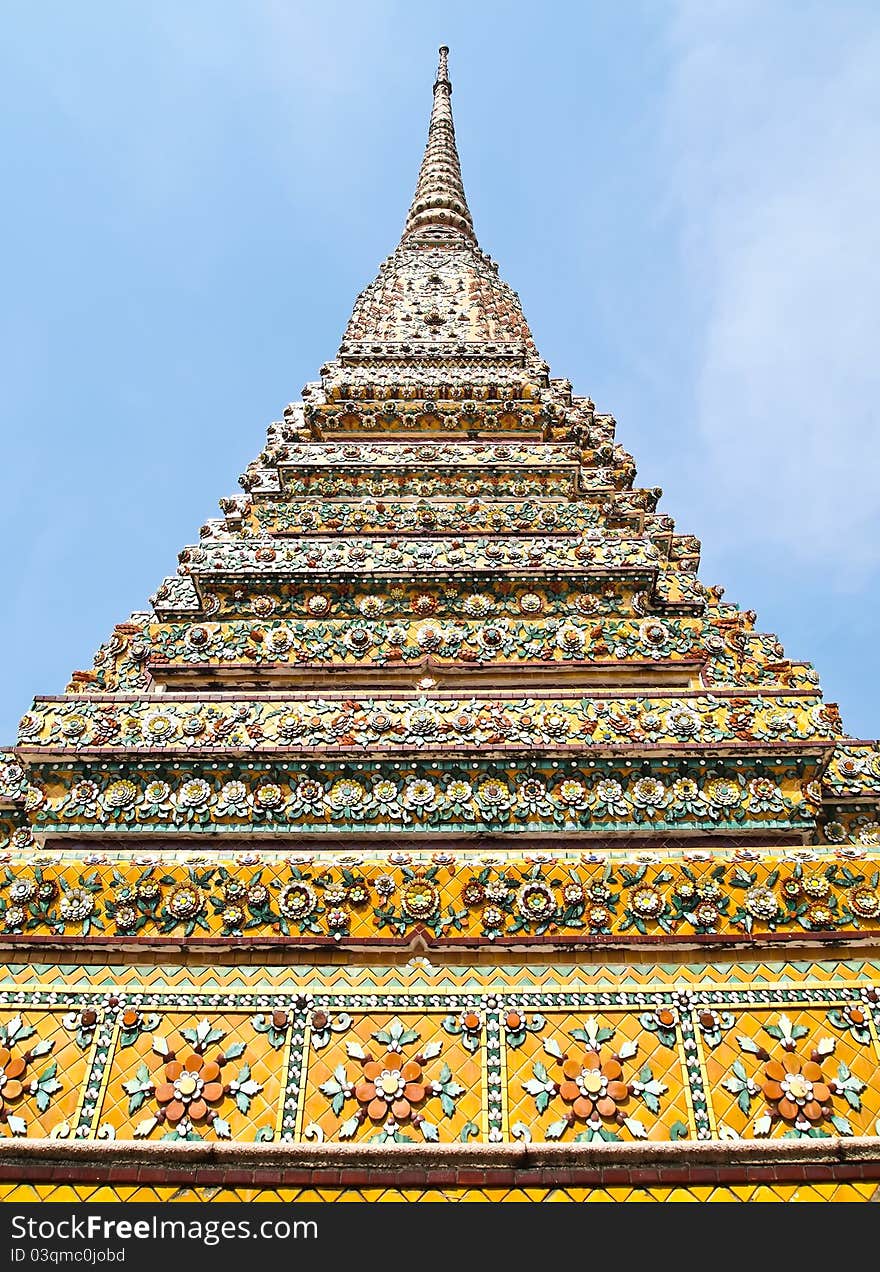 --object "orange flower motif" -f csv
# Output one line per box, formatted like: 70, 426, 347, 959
557, 1050, 630, 1122
761, 1055, 830, 1126
320, 1018, 464, 1143
355, 1052, 426, 1123
154, 1052, 225, 1125
0, 1047, 26, 1112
